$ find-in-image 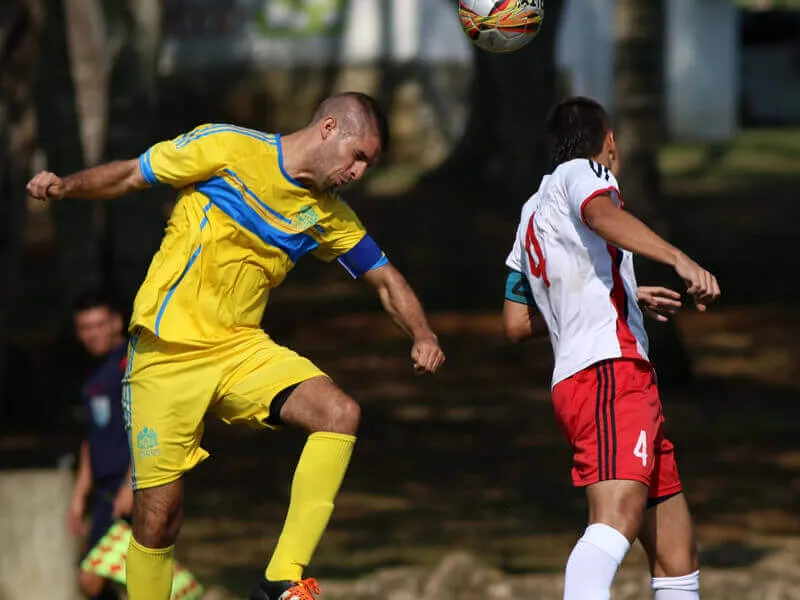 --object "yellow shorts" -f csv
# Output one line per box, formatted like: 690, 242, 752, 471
122, 327, 326, 490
